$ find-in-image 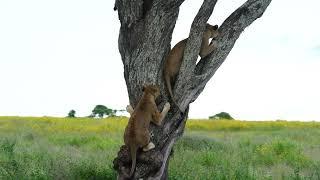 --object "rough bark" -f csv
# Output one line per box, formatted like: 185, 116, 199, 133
113, 0, 272, 179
